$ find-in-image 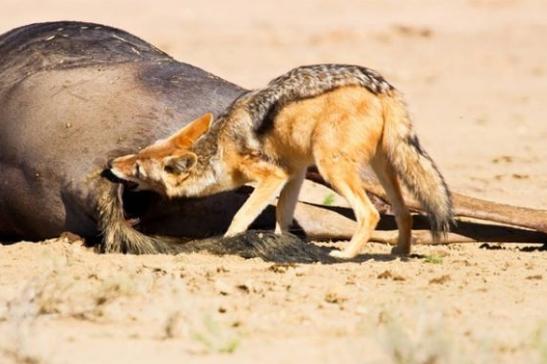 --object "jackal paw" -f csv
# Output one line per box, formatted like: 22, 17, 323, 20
390, 245, 410, 256
329, 249, 357, 260
224, 231, 238, 238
